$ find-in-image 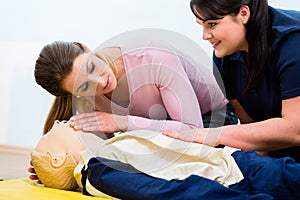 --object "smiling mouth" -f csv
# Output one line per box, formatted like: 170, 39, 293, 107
104, 77, 110, 90
212, 41, 221, 48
